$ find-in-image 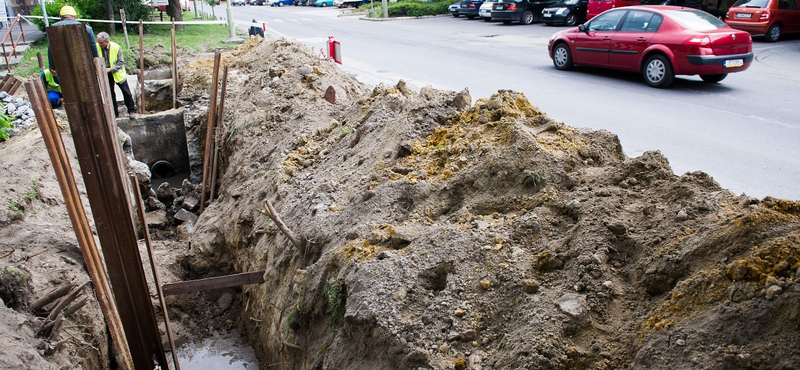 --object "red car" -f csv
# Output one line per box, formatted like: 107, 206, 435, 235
548, 6, 753, 87
725, 0, 800, 42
